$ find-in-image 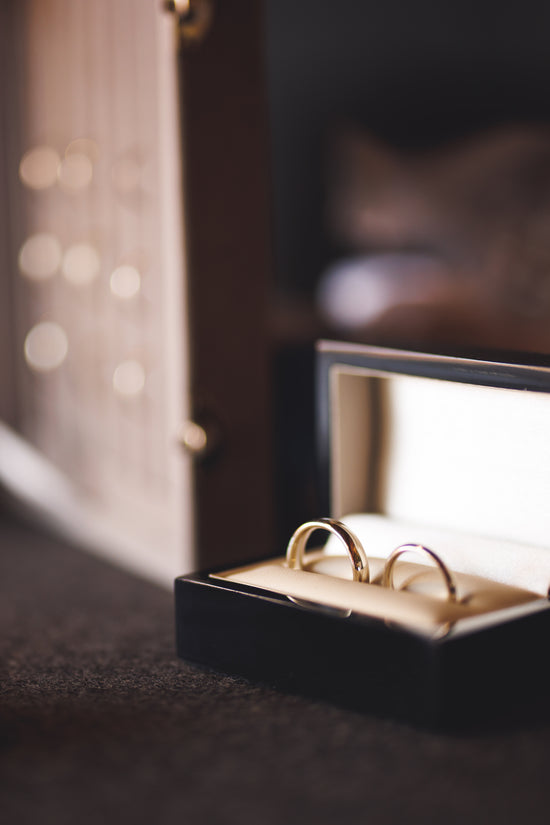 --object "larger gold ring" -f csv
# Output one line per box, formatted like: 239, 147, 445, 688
382, 543, 457, 602
285, 518, 369, 583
